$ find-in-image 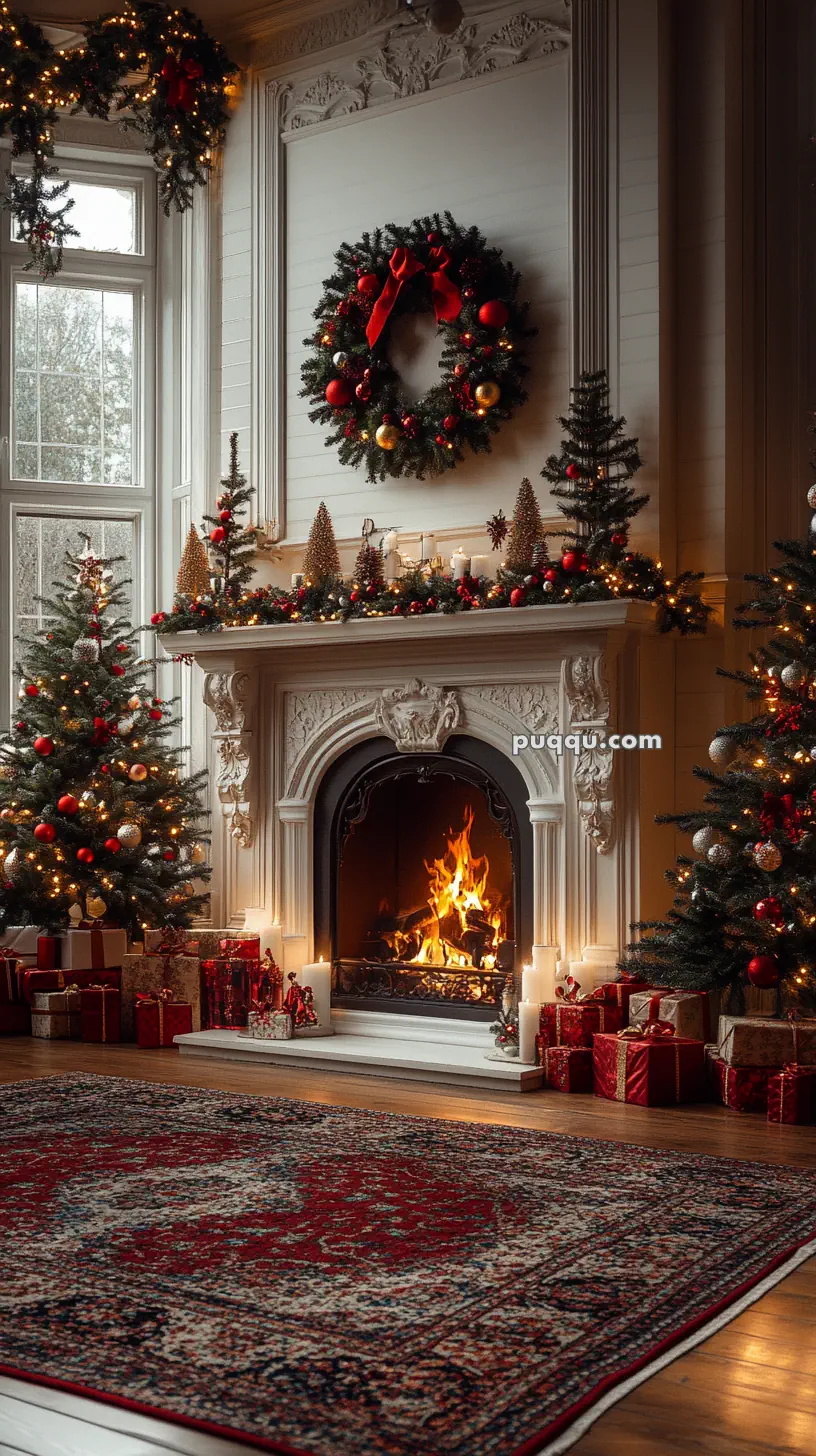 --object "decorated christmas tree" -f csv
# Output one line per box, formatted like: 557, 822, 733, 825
176, 524, 212, 599
302, 502, 341, 583
504, 478, 544, 571
0, 541, 210, 935
622, 470, 816, 1012
202, 433, 256, 600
